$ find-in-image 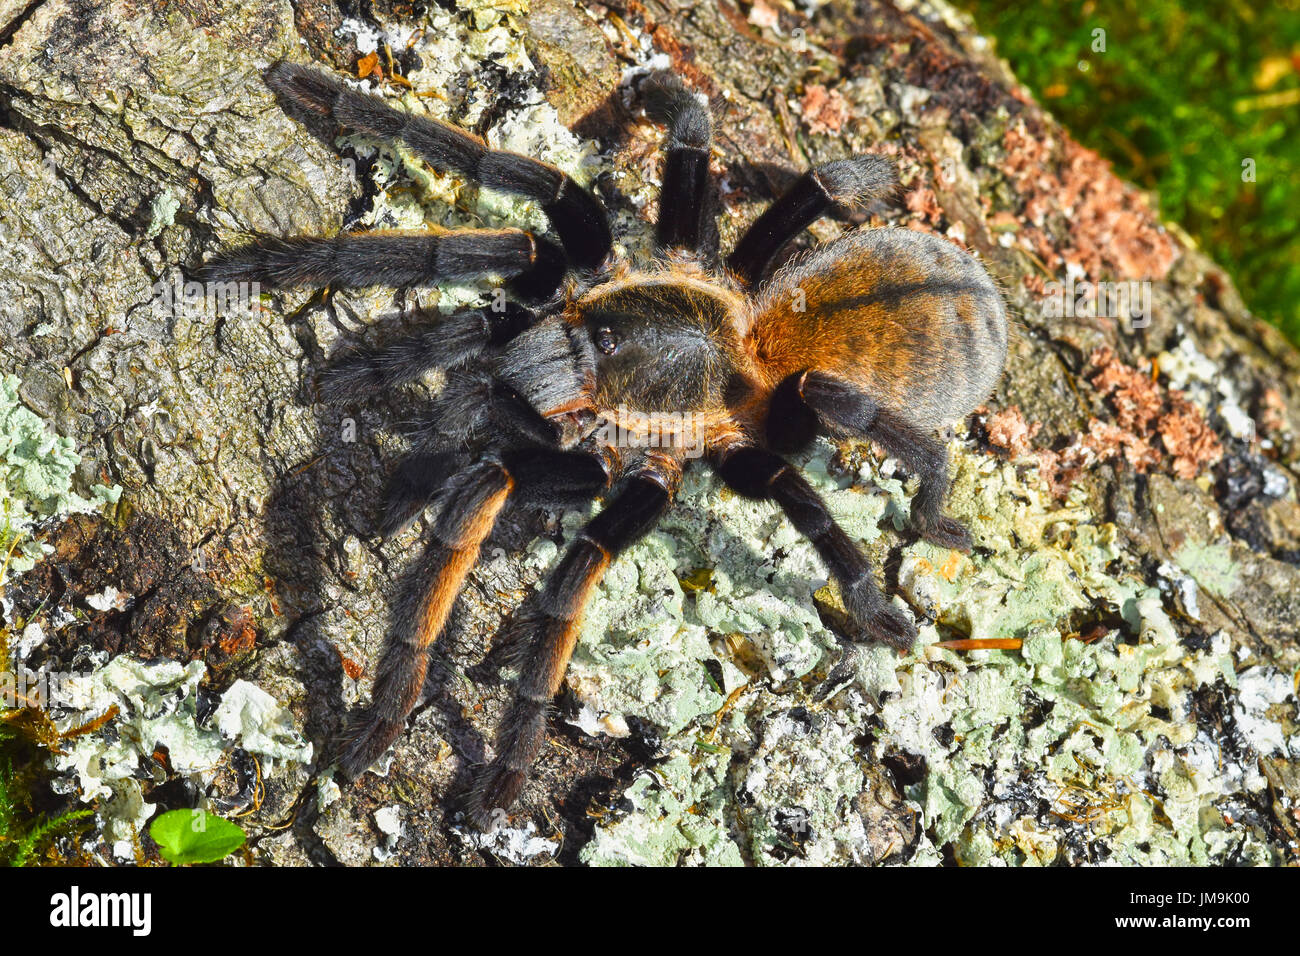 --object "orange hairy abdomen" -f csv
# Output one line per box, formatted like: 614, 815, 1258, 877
748, 228, 1008, 430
